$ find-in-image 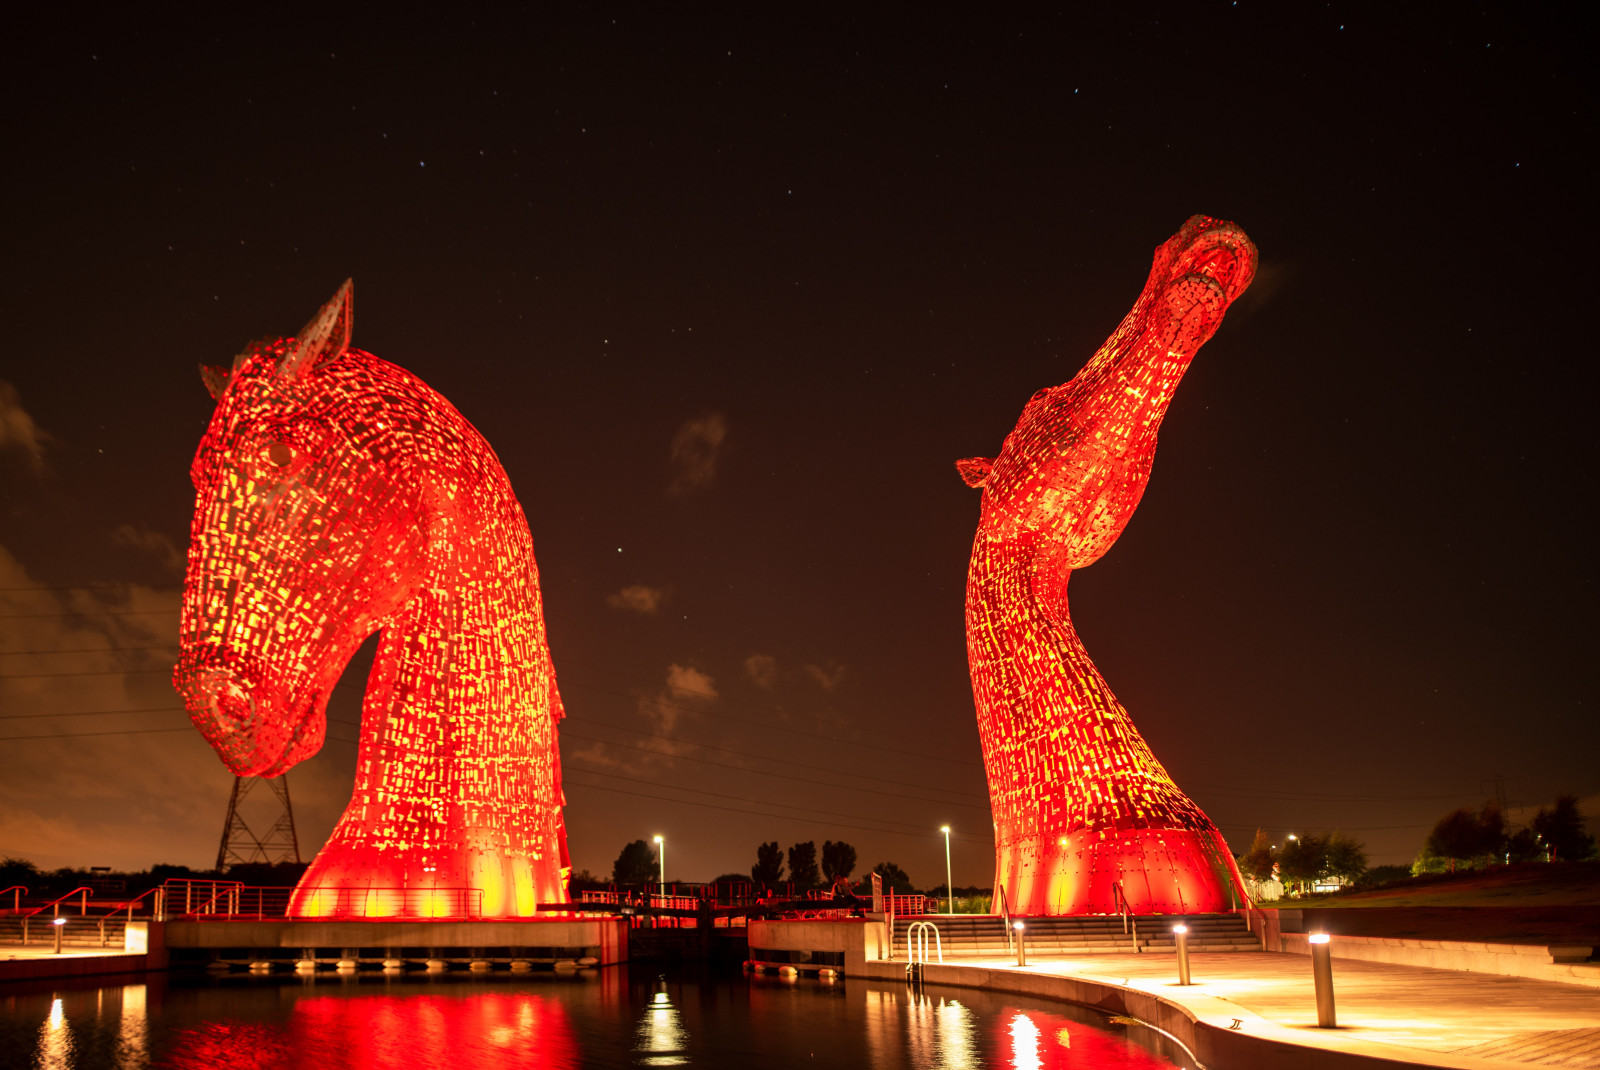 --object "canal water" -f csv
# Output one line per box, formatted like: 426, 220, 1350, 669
1, 964, 1188, 1068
